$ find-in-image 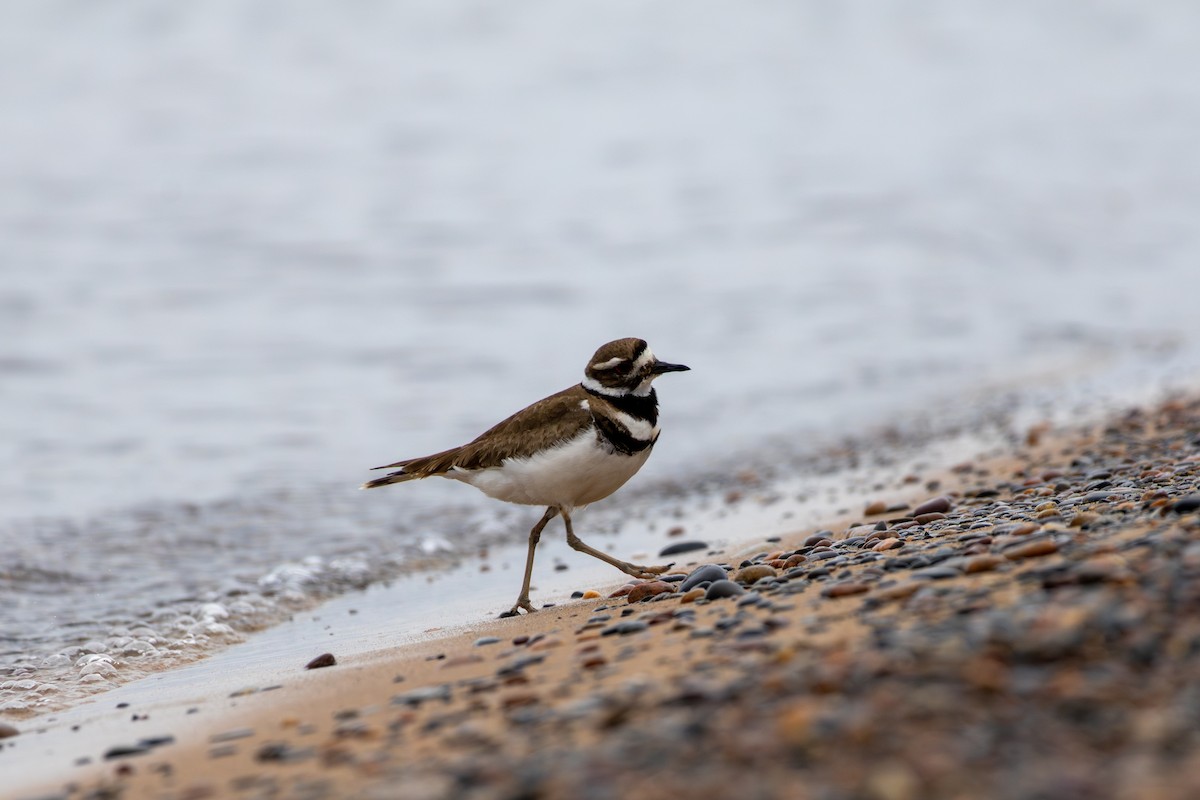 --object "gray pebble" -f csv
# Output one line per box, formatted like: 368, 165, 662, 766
705, 580, 746, 600
680, 564, 729, 592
